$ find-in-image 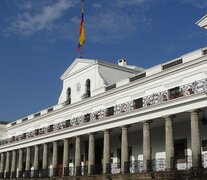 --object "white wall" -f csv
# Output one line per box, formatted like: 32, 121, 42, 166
0, 124, 7, 140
